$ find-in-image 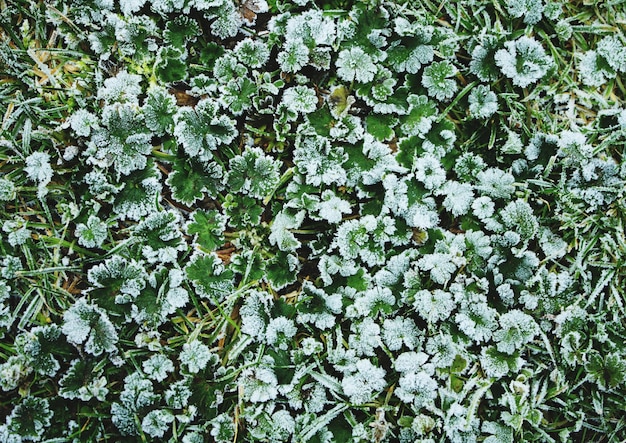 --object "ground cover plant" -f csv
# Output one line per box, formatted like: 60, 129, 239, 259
1, 0, 626, 441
